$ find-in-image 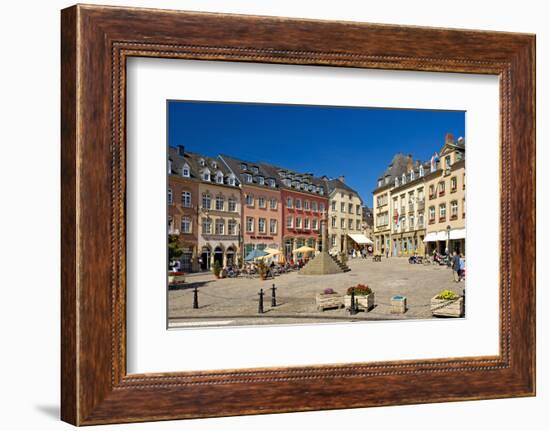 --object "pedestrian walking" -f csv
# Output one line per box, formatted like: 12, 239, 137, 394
451, 251, 461, 282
